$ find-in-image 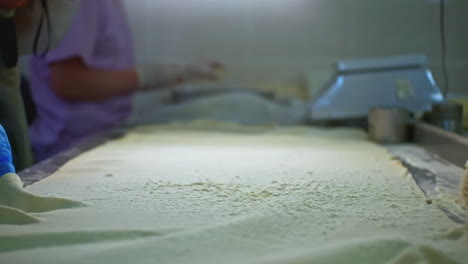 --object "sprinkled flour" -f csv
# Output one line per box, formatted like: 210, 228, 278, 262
0, 121, 466, 264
